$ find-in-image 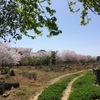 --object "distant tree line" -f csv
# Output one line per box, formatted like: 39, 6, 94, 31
0, 41, 97, 68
